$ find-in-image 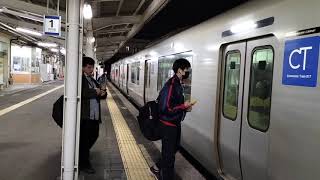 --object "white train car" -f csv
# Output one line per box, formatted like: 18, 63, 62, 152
111, 0, 320, 179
